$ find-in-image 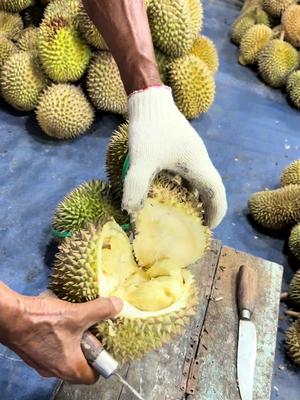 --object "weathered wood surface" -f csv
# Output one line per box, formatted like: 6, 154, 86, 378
55, 241, 282, 400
